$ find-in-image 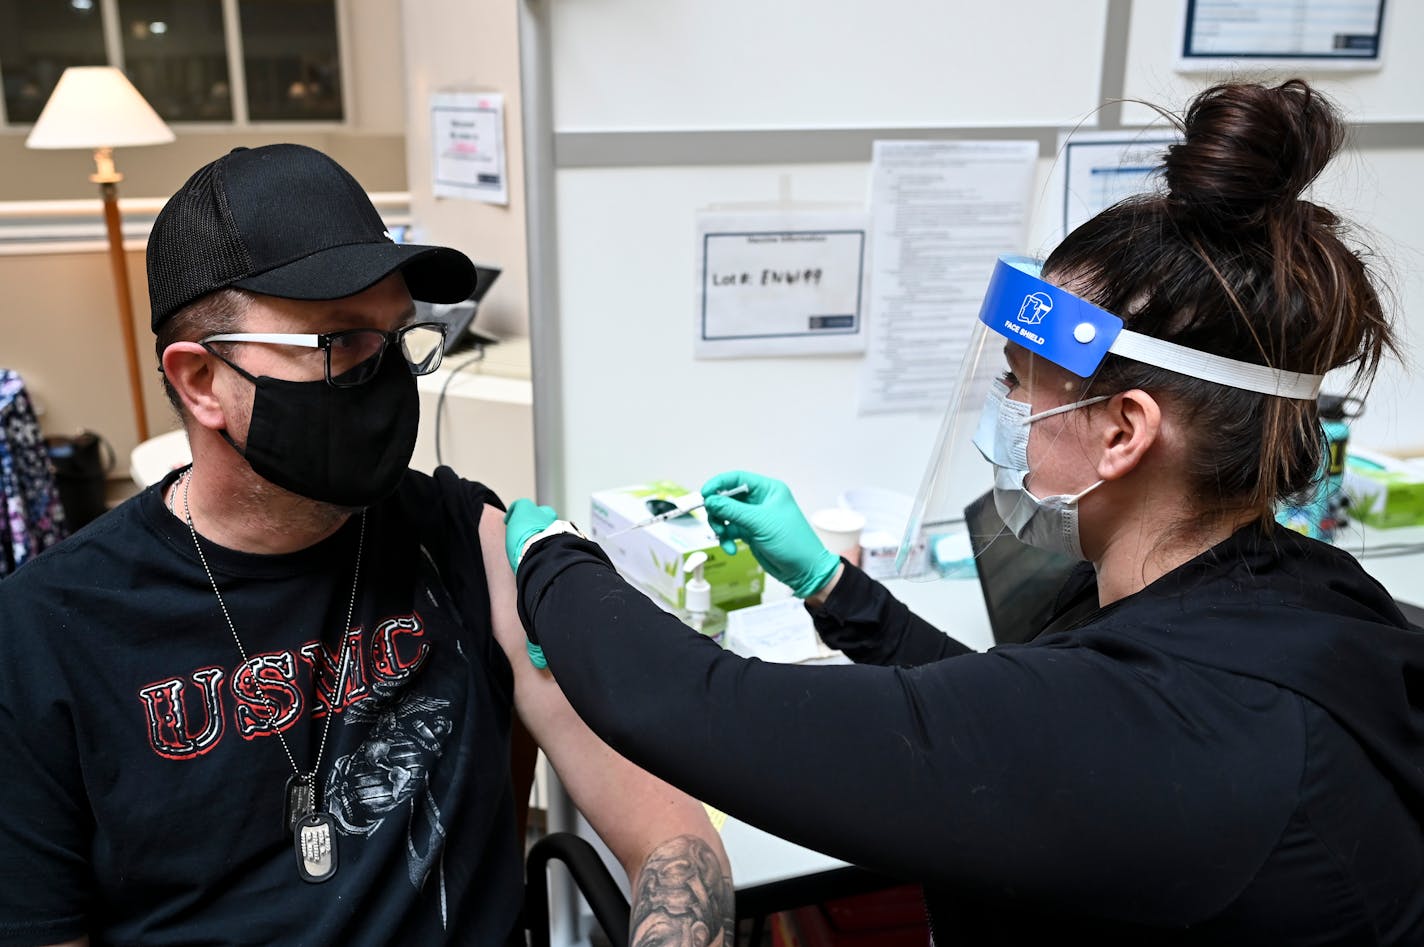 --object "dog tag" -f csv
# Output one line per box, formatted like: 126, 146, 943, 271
294, 812, 339, 883
284, 775, 316, 833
